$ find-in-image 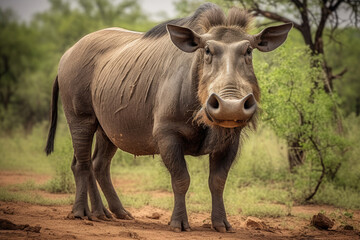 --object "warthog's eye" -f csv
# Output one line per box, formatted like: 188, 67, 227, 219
245, 47, 253, 65
246, 47, 253, 55
205, 46, 211, 55
204, 46, 212, 64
